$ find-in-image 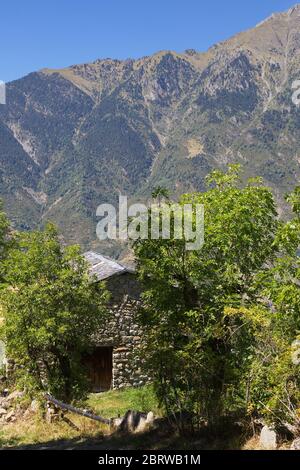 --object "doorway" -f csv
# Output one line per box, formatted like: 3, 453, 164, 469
84, 346, 113, 392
